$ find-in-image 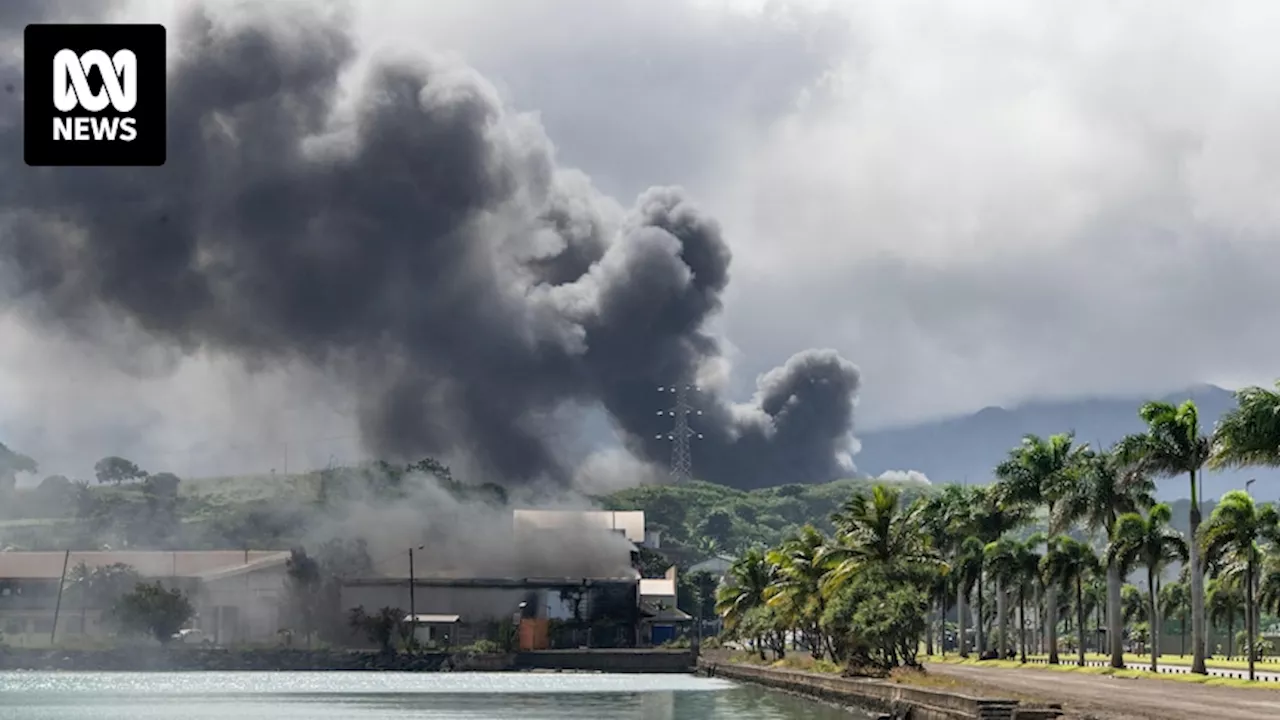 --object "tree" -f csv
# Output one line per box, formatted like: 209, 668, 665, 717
94, 456, 147, 485
953, 535, 985, 658
1207, 577, 1245, 661
283, 548, 322, 647
0, 441, 37, 494
995, 432, 1088, 663
1211, 381, 1280, 470
68, 561, 141, 635
1056, 447, 1154, 668
825, 485, 939, 586
1109, 504, 1188, 671
764, 526, 830, 659
1160, 580, 1191, 657
1115, 400, 1212, 674
966, 485, 1030, 656
985, 533, 1044, 663
110, 581, 194, 644
699, 510, 736, 550
717, 548, 777, 659
1043, 535, 1100, 667
348, 605, 406, 654
1199, 490, 1280, 680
